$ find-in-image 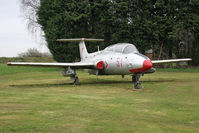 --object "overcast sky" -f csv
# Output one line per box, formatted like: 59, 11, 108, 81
0, 0, 49, 57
